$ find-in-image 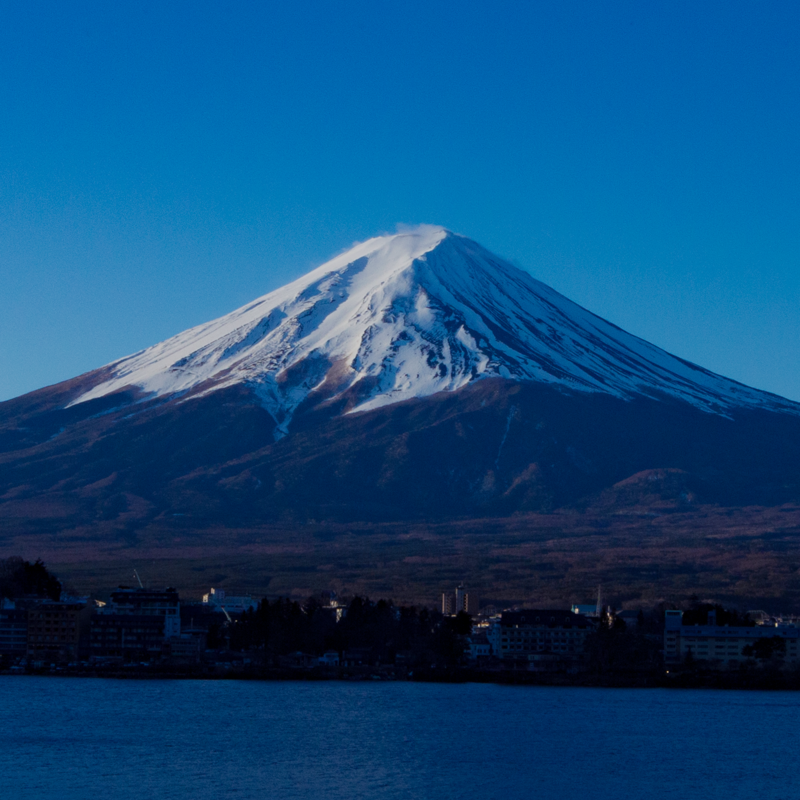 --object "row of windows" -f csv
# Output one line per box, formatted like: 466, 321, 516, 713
109, 607, 177, 615
30, 635, 72, 642
505, 632, 583, 636
92, 628, 162, 633
685, 642, 799, 649
502, 636, 584, 645
683, 635, 800, 642
29, 627, 75, 633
